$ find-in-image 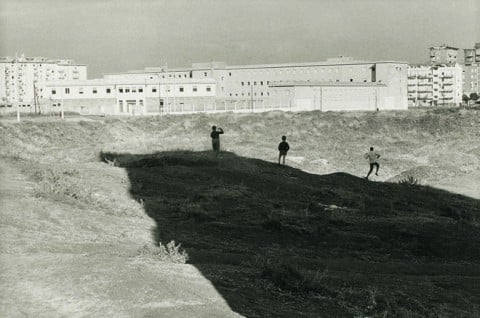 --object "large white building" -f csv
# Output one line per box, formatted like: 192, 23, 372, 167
0, 54, 87, 113
100, 57, 408, 114
407, 64, 463, 107
46, 77, 217, 116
